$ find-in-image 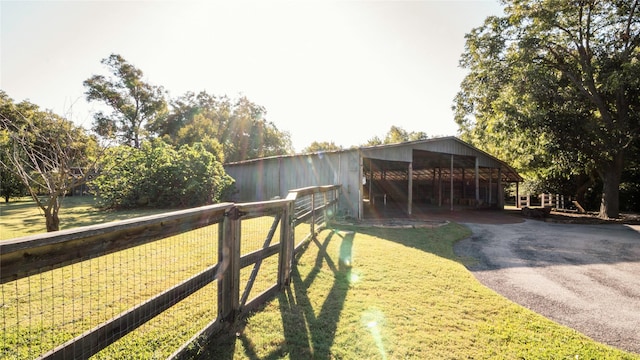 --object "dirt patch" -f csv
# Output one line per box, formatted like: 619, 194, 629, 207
331, 217, 448, 229
362, 206, 526, 225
